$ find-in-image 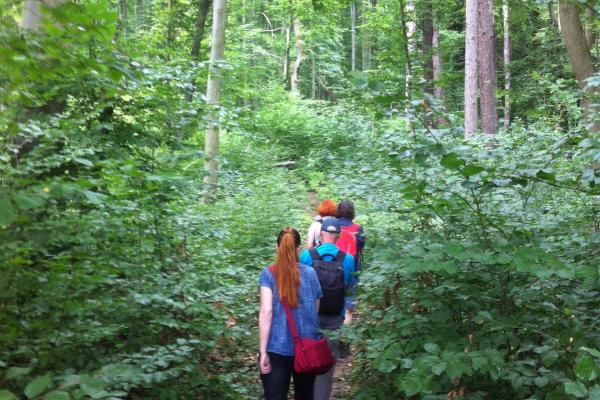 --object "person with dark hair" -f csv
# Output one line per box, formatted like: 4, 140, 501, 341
259, 227, 323, 400
335, 200, 365, 358
306, 199, 337, 249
